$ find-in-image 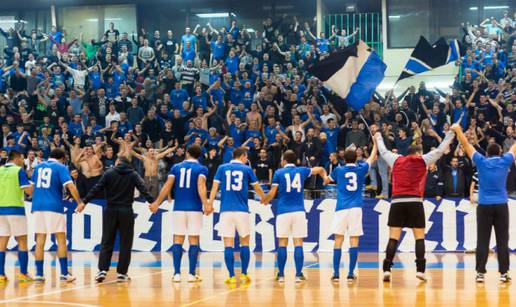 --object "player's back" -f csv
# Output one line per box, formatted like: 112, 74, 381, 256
331, 162, 369, 210
273, 165, 311, 215
31, 159, 72, 213
214, 160, 258, 213
171, 159, 208, 212
473, 152, 514, 204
